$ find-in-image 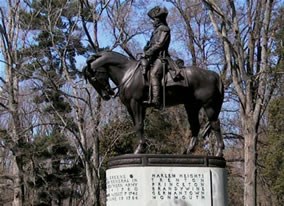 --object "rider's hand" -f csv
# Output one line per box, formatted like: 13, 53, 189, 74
142, 53, 149, 58
144, 49, 154, 57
